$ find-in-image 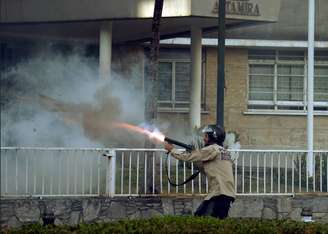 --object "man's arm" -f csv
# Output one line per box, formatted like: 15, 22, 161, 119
169, 145, 218, 162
